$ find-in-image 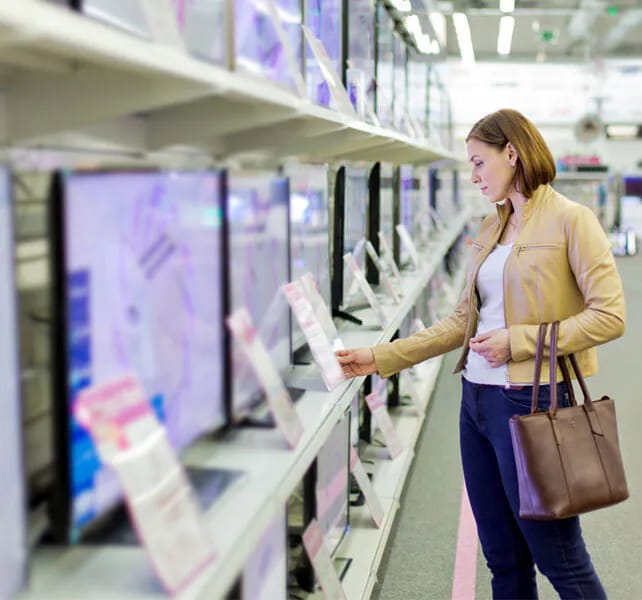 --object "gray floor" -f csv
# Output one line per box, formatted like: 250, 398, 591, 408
373, 252, 642, 600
